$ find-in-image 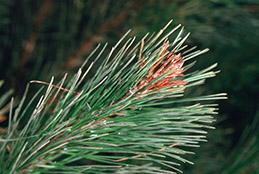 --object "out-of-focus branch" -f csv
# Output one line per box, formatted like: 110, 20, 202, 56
12, 0, 53, 90
244, 5, 259, 12
19, 0, 52, 68
65, 11, 128, 69
65, 0, 148, 69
